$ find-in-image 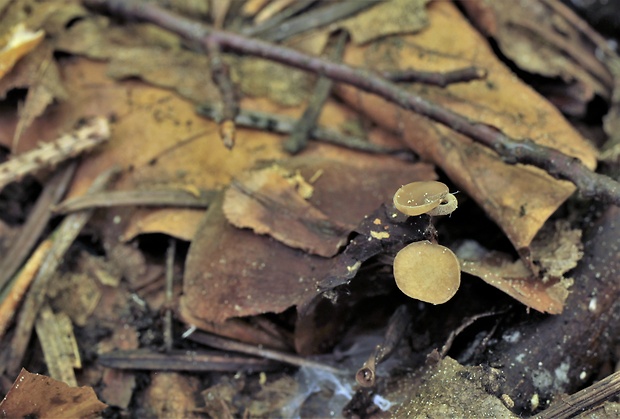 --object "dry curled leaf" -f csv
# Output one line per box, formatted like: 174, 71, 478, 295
336, 1, 598, 251
455, 240, 571, 314
223, 165, 350, 257
460, 0, 612, 112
